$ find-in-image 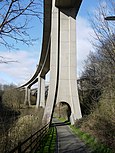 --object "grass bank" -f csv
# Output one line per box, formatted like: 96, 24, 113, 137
70, 125, 114, 153
37, 125, 57, 153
